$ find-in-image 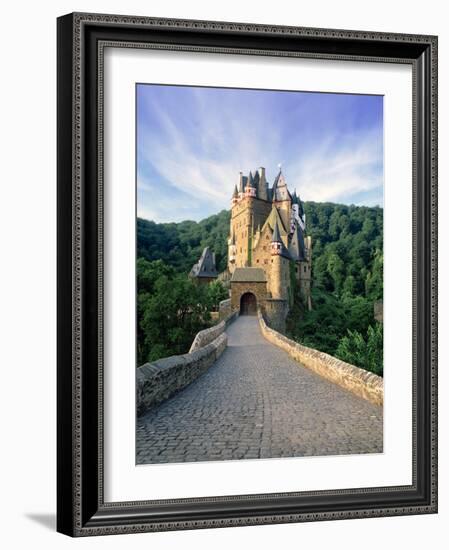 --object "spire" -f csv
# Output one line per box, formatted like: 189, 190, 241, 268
238, 172, 243, 194
253, 170, 260, 185
233, 184, 238, 198
289, 222, 306, 261
272, 165, 289, 201
272, 220, 281, 243
244, 170, 257, 197
298, 194, 304, 217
